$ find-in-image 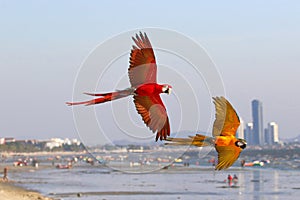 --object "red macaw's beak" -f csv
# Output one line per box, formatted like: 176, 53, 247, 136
167, 87, 172, 95
162, 84, 172, 95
